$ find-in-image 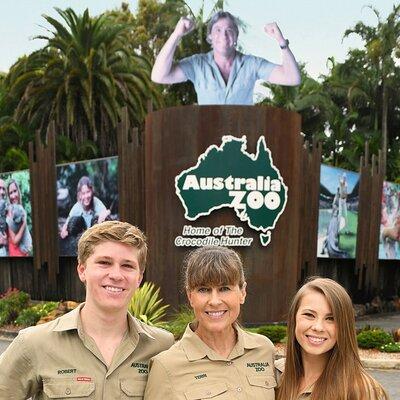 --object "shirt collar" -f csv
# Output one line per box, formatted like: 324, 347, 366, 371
52, 302, 155, 341
181, 322, 264, 362
127, 312, 156, 341
52, 303, 82, 332
206, 50, 245, 90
